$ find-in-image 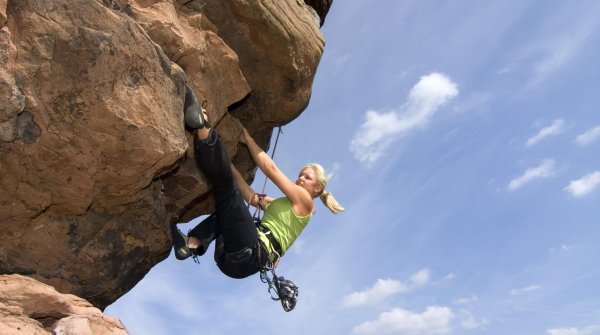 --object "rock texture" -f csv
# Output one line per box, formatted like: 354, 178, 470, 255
304, 0, 333, 26
0, 274, 127, 335
0, 0, 331, 314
